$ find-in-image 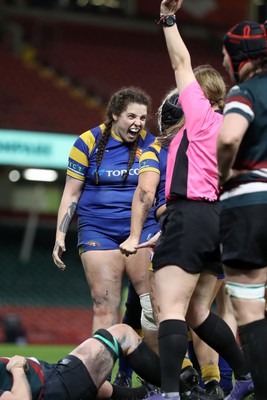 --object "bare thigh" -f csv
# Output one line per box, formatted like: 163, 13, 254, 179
81, 250, 125, 325
126, 247, 151, 295
155, 265, 199, 322
71, 338, 114, 389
